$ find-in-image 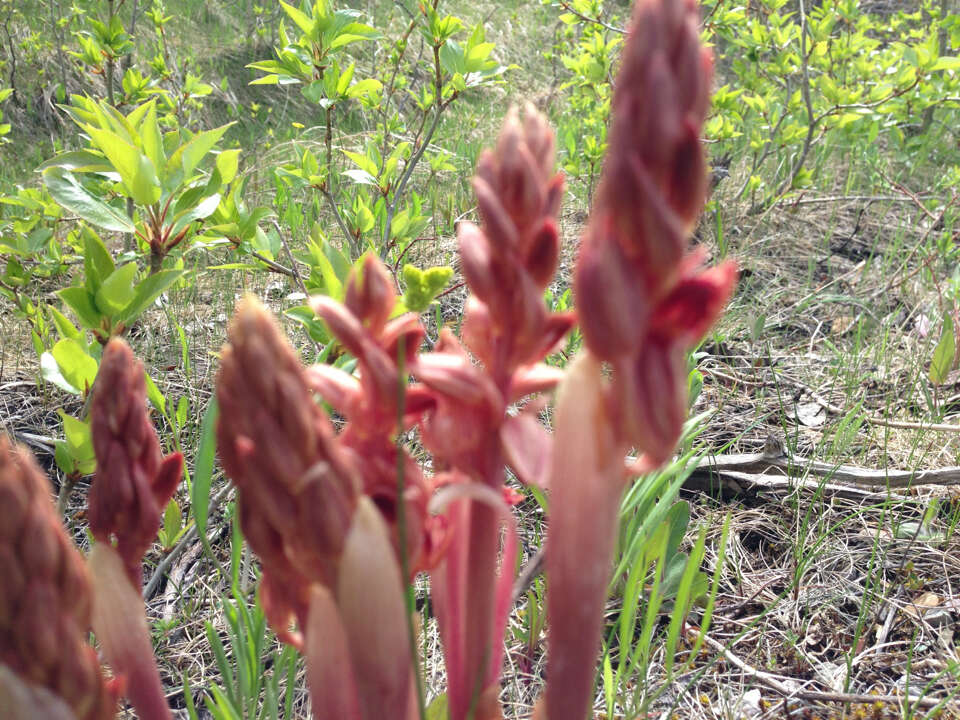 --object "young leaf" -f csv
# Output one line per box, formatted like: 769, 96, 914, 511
58, 411, 97, 475
51, 338, 99, 395
94, 262, 138, 316
401, 264, 453, 312
117, 269, 183, 325
216, 149, 241, 185
929, 314, 956, 385
162, 498, 183, 548
48, 306, 81, 341
42, 167, 135, 232
169, 123, 235, 178
41, 352, 82, 395
58, 287, 102, 329
192, 399, 219, 540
